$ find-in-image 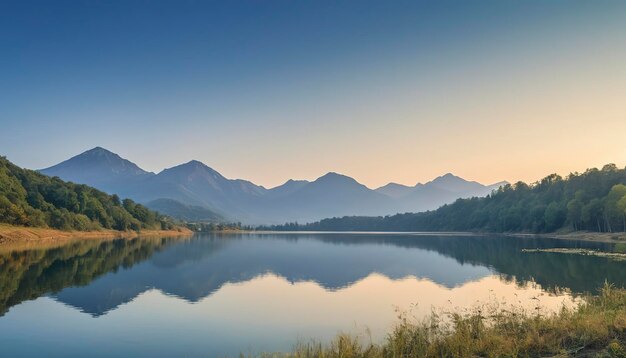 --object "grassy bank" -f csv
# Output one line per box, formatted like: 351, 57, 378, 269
263, 284, 626, 358
0, 223, 193, 246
